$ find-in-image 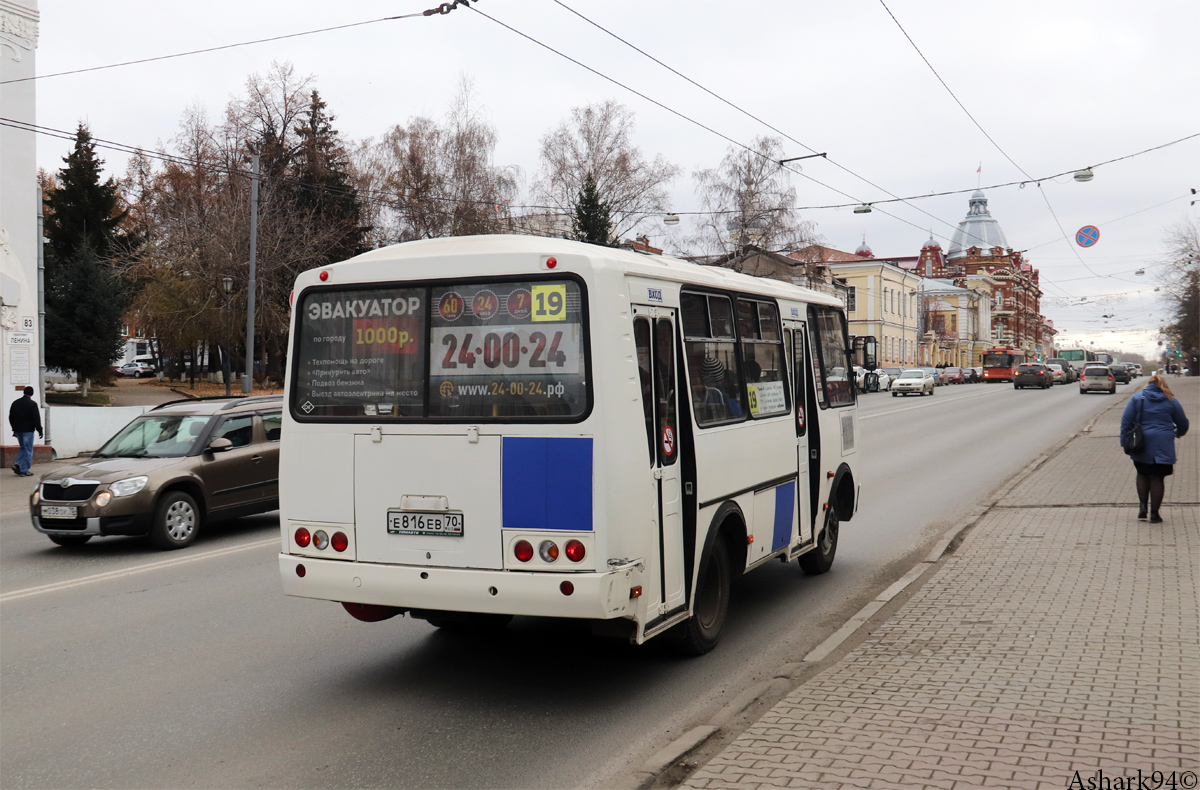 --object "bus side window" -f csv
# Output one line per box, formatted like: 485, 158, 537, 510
810, 306, 855, 408
682, 293, 745, 427
737, 299, 788, 418
634, 317, 655, 463
807, 308, 827, 409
